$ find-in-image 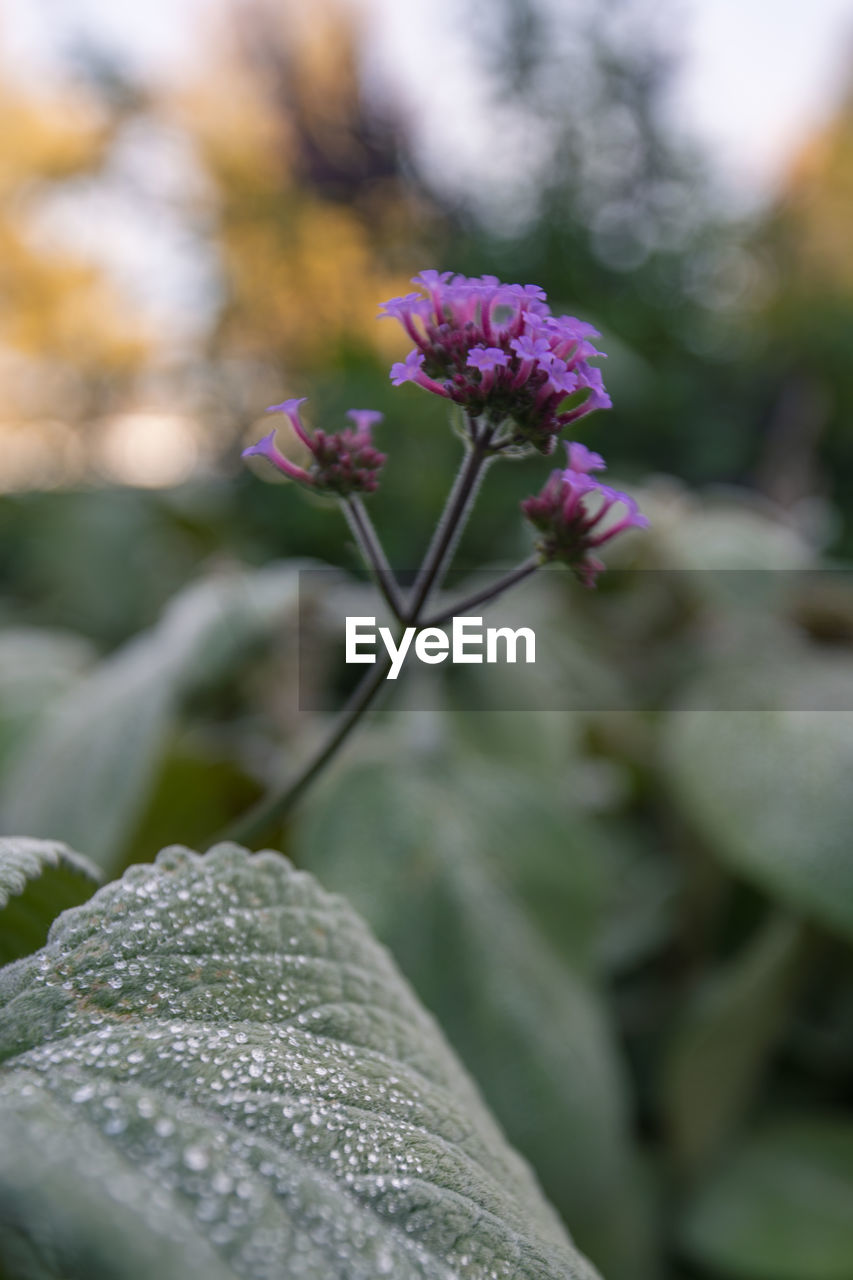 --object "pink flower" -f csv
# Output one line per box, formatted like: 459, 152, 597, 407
377, 294, 432, 346
379, 269, 610, 453
346, 409, 384, 434
466, 345, 511, 394
242, 430, 312, 485
390, 349, 451, 397
390, 349, 426, 386
565, 441, 606, 473
243, 401, 386, 496
466, 346, 511, 372
521, 465, 648, 585
266, 396, 312, 447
